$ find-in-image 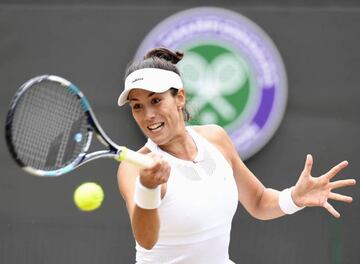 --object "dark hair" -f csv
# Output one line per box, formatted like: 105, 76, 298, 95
125, 47, 191, 121
125, 47, 183, 77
